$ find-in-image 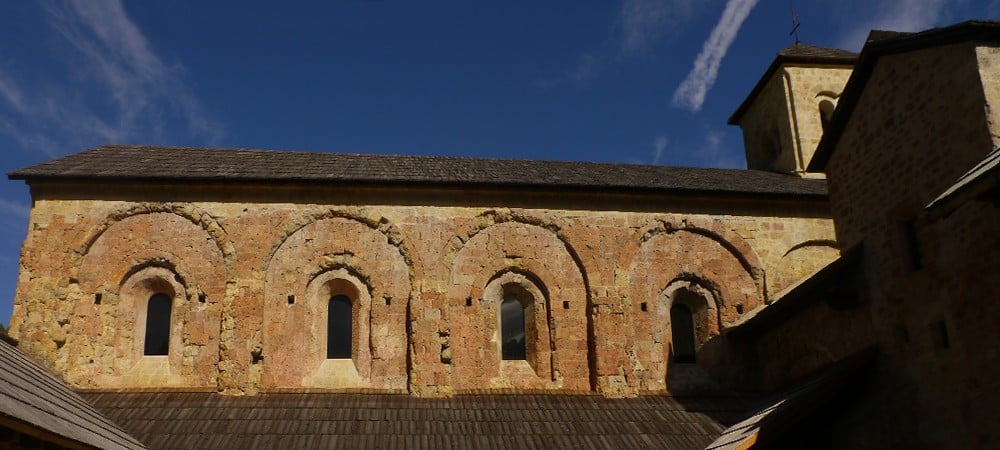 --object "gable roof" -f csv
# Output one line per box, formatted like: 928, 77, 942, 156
0, 339, 146, 449
8, 145, 828, 198
728, 44, 858, 125
809, 20, 1000, 171
83, 391, 756, 450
